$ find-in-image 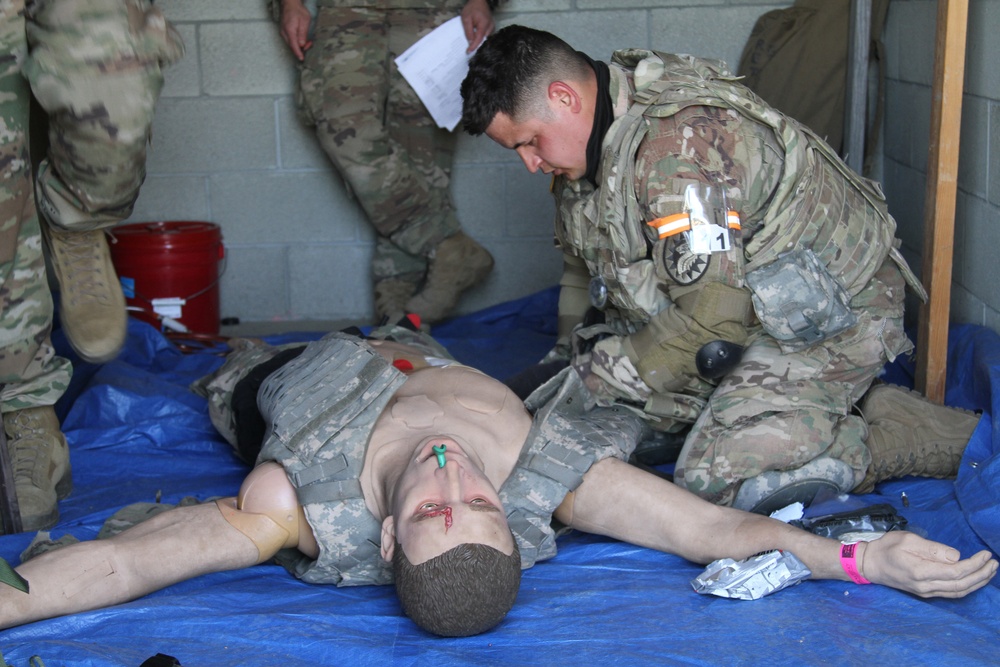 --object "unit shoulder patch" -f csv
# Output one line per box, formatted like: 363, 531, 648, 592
660, 234, 710, 285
